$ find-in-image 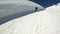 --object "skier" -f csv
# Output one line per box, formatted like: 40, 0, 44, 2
35, 7, 38, 11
